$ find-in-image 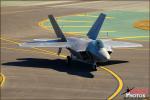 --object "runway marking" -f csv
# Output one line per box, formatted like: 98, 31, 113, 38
113, 38, 149, 42
101, 67, 123, 100
64, 33, 149, 43
63, 14, 114, 19
75, 14, 114, 19
32, 48, 66, 58
52, 25, 92, 28
37, 16, 148, 42
0, 37, 20, 45
38, 19, 115, 33
0, 73, 6, 87
57, 20, 92, 23
39, 20, 149, 42
115, 36, 149, 39
1, 46, 65, 58
116, 48, 149, 51
64, 31, 116, 33
37, 13, 115, 34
